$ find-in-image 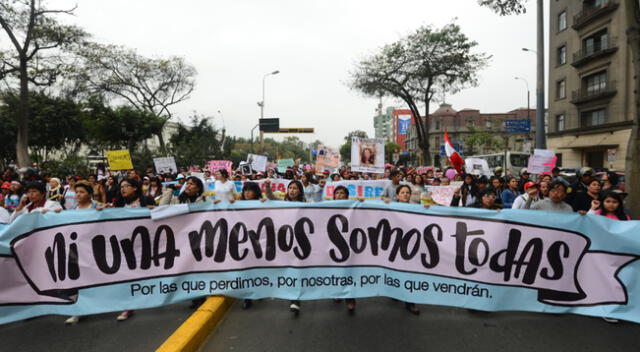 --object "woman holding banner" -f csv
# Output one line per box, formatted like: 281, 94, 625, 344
410, 174, 426, 204
451, 174, 478, 207
264, 179, 306, 315
238, 181, 265, 310
500, 176, 521, 208
389, 184, 421, 314
160, 176, 207, 205
301, 172, 322, 203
